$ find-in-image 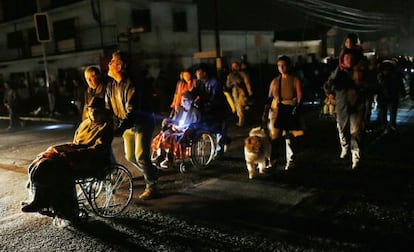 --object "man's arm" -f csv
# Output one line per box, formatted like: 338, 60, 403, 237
117, 79, 136, 133
240, 71, 253, 96
294, 76, 303, 103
